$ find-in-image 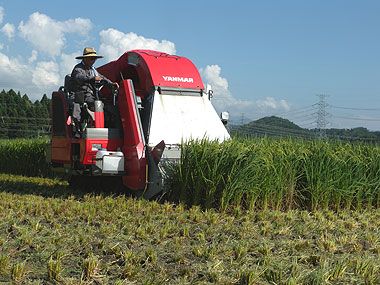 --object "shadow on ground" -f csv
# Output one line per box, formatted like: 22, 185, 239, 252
0, 174, 135, 200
